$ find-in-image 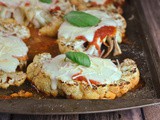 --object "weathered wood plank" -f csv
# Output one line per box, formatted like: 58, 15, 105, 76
79, 109, 143, 120
79, 112, 118, 120
140, 0, 160, 57
0, 113, 10, 120
11, 115, 78, 120
117, 109, 143, 120
142, 105, 160, 120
